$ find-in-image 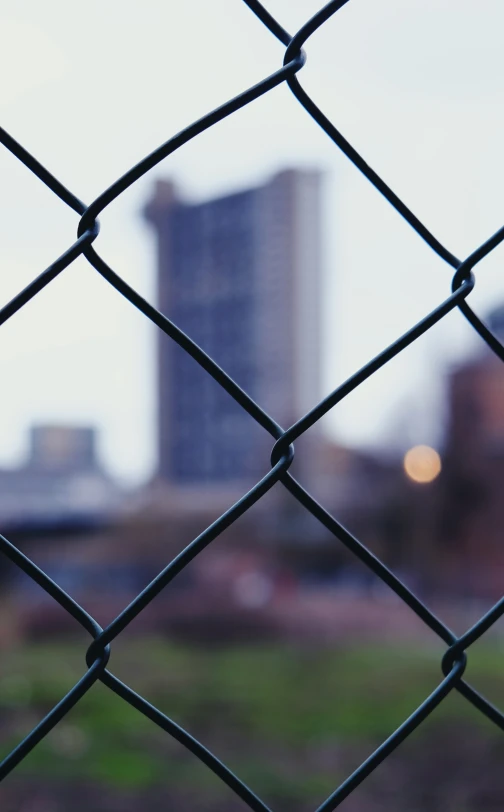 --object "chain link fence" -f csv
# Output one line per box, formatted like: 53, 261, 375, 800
1, 1, 504, 809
